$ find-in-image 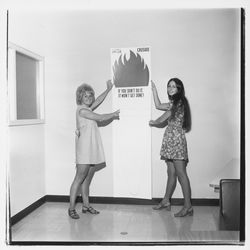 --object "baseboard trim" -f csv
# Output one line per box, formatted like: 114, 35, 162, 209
45, 195, 219, 206
10, 196, 46, 226
10, 195, 219, 226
